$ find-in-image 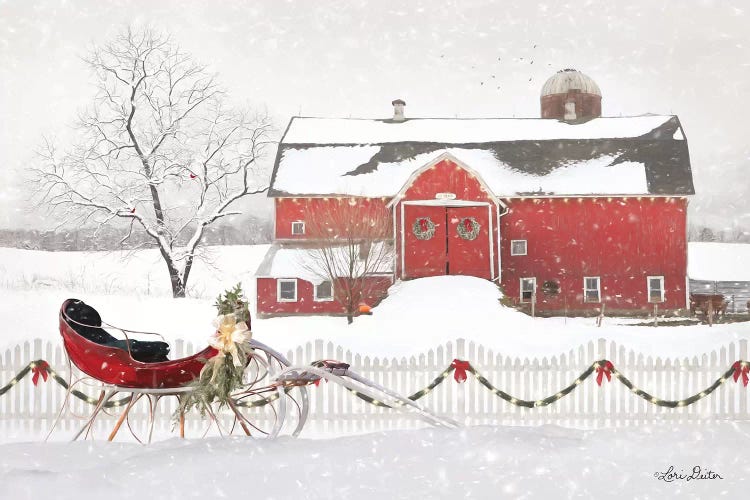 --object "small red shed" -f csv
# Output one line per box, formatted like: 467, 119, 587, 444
256, 69, 694, 317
